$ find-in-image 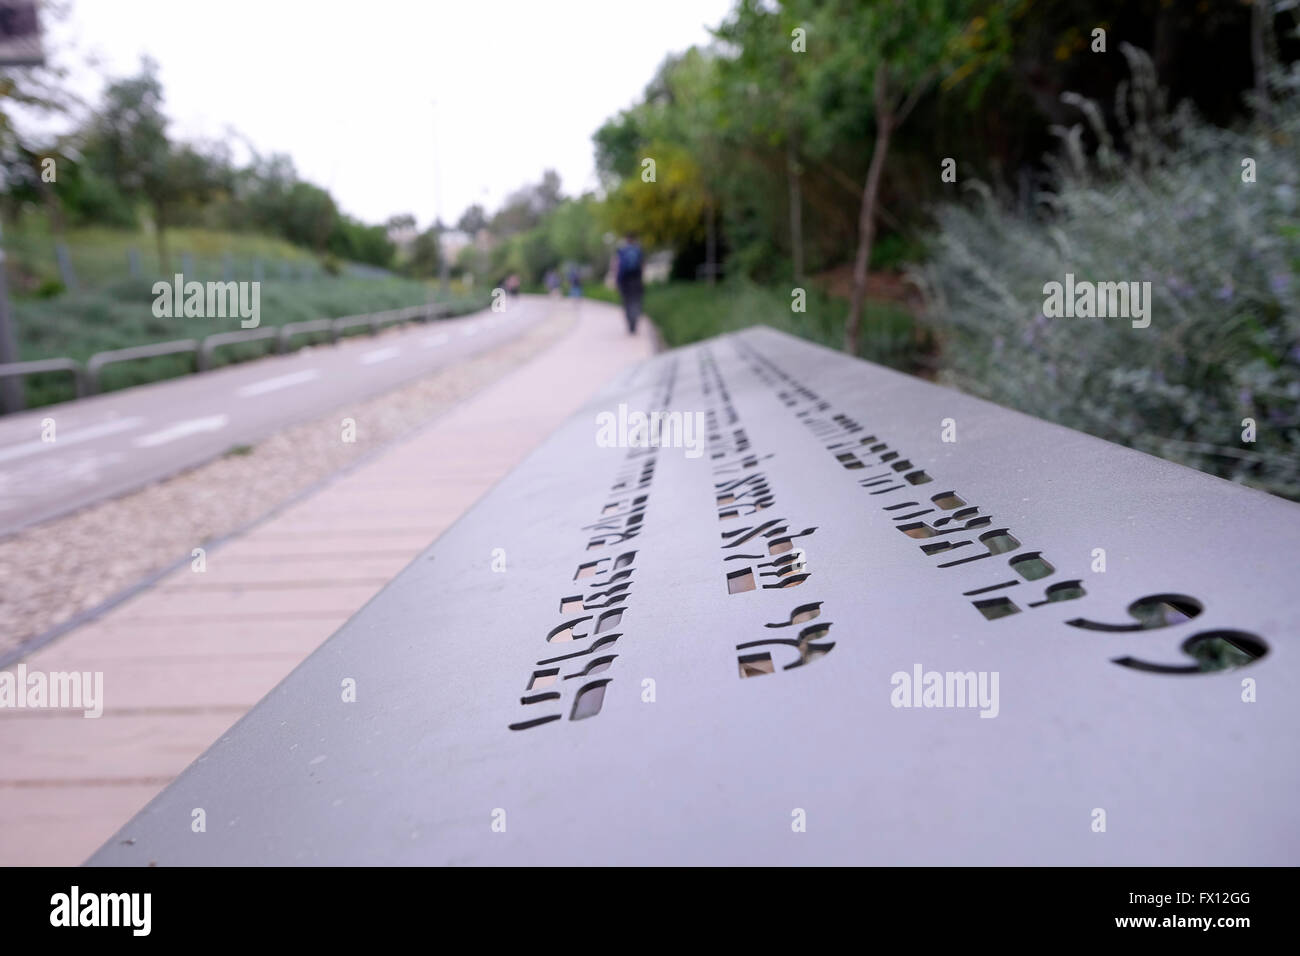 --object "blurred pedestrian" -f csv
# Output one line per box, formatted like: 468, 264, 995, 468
567, 265, 582, 298
613, 232, 644, 334
545, 268, 560, 296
